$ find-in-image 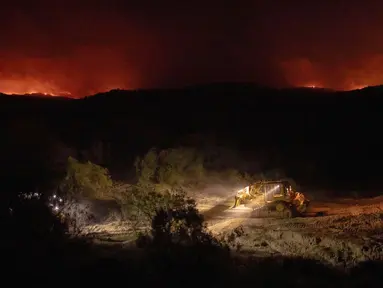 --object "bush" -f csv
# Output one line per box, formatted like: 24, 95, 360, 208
135, 147, 205, 191
136, 195, 232, 286
111, 148, 206, 226
51, 157, 115, 232
58, 156, 113, 199
60, 198, 95, 234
